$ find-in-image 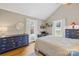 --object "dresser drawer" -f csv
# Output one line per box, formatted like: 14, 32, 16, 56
0, 47, 7, 53
0, 44, 7, 48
